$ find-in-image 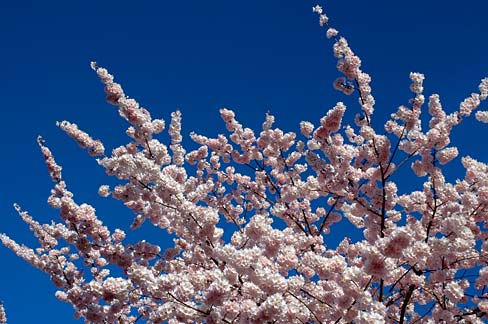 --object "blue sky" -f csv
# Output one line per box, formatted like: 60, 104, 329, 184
0, 0, 487, 323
